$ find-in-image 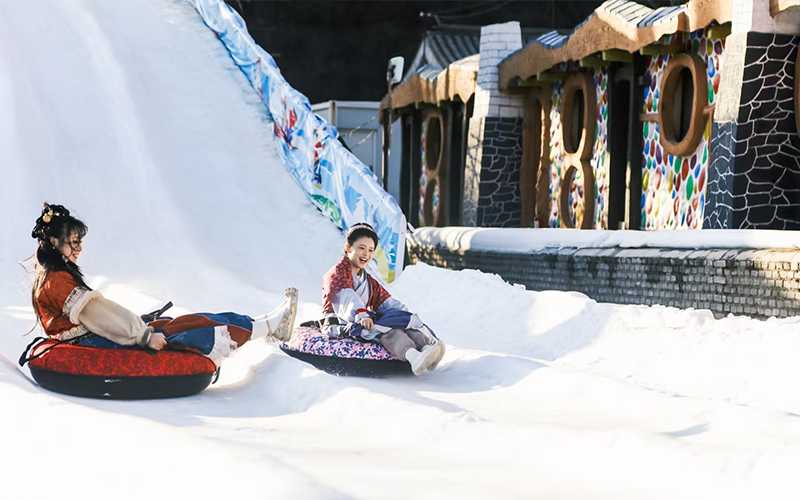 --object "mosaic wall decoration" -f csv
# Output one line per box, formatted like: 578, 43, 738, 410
549, 77, 565, 227
548, 64, 609, 229
704, 33, 800, 230
418, 118, 435, 225
641, 28, 724, 230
